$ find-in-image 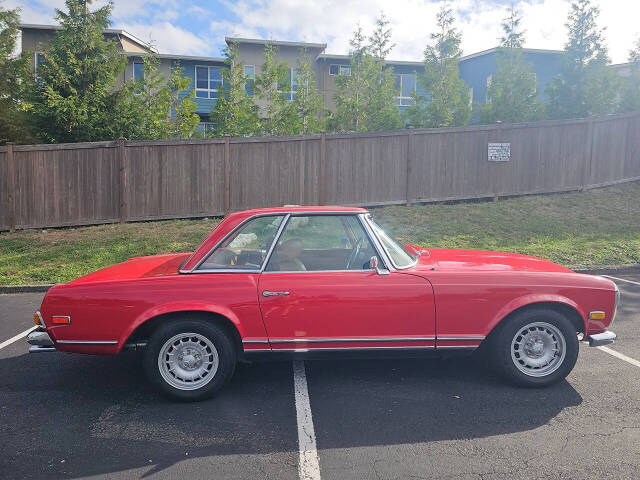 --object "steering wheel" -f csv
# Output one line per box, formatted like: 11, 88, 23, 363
346, 237, 365, 270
